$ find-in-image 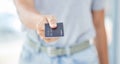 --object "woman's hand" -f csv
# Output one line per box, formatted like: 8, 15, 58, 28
36, 15, 59, 43
14, 0, 59, 43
